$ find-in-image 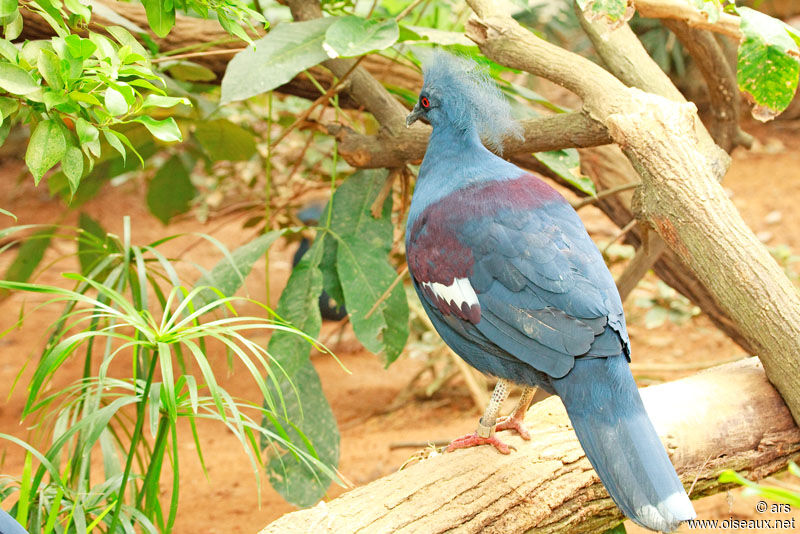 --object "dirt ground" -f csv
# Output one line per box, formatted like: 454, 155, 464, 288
1, 118, 800, 533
